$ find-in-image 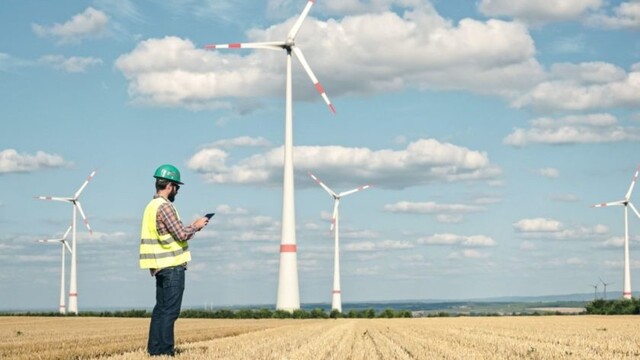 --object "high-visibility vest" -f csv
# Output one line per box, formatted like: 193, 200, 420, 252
139, 197, 191, 269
